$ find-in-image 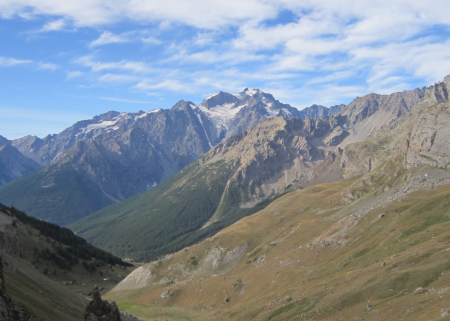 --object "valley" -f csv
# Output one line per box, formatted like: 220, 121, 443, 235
1, 3, 449, 321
